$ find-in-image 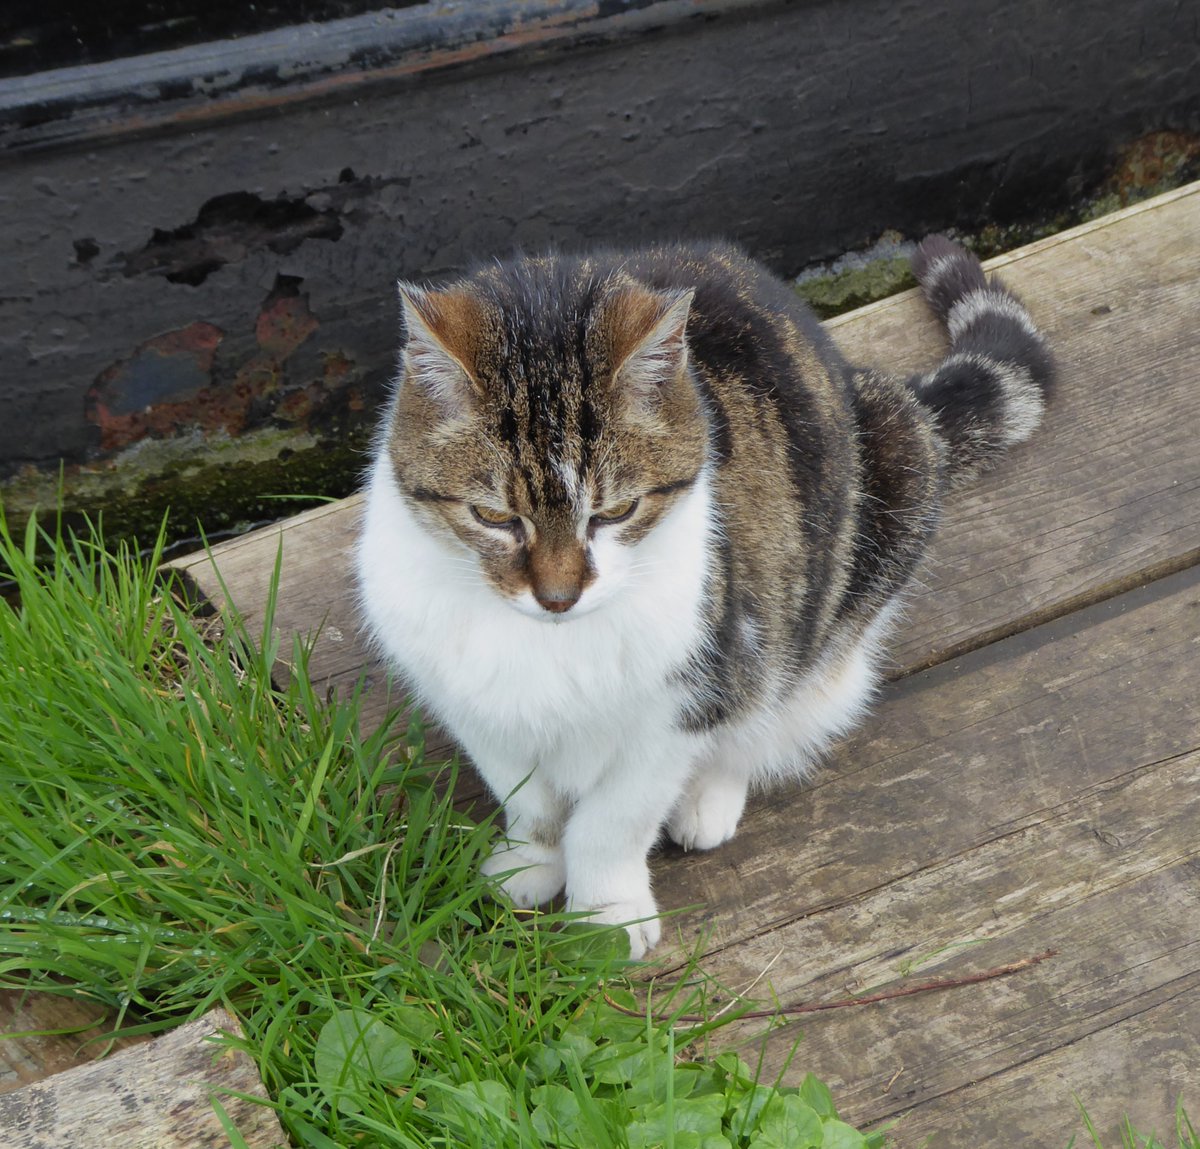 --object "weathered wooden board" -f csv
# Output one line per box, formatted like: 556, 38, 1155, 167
836, 182, 1200, 673
0, 1007, 286, 1149
0, 991, 147, 1094
648, 566, 1200, 1144
651, 562, 1200, 954
894, 986, 1200, 1148
171, 182, 1200, 740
